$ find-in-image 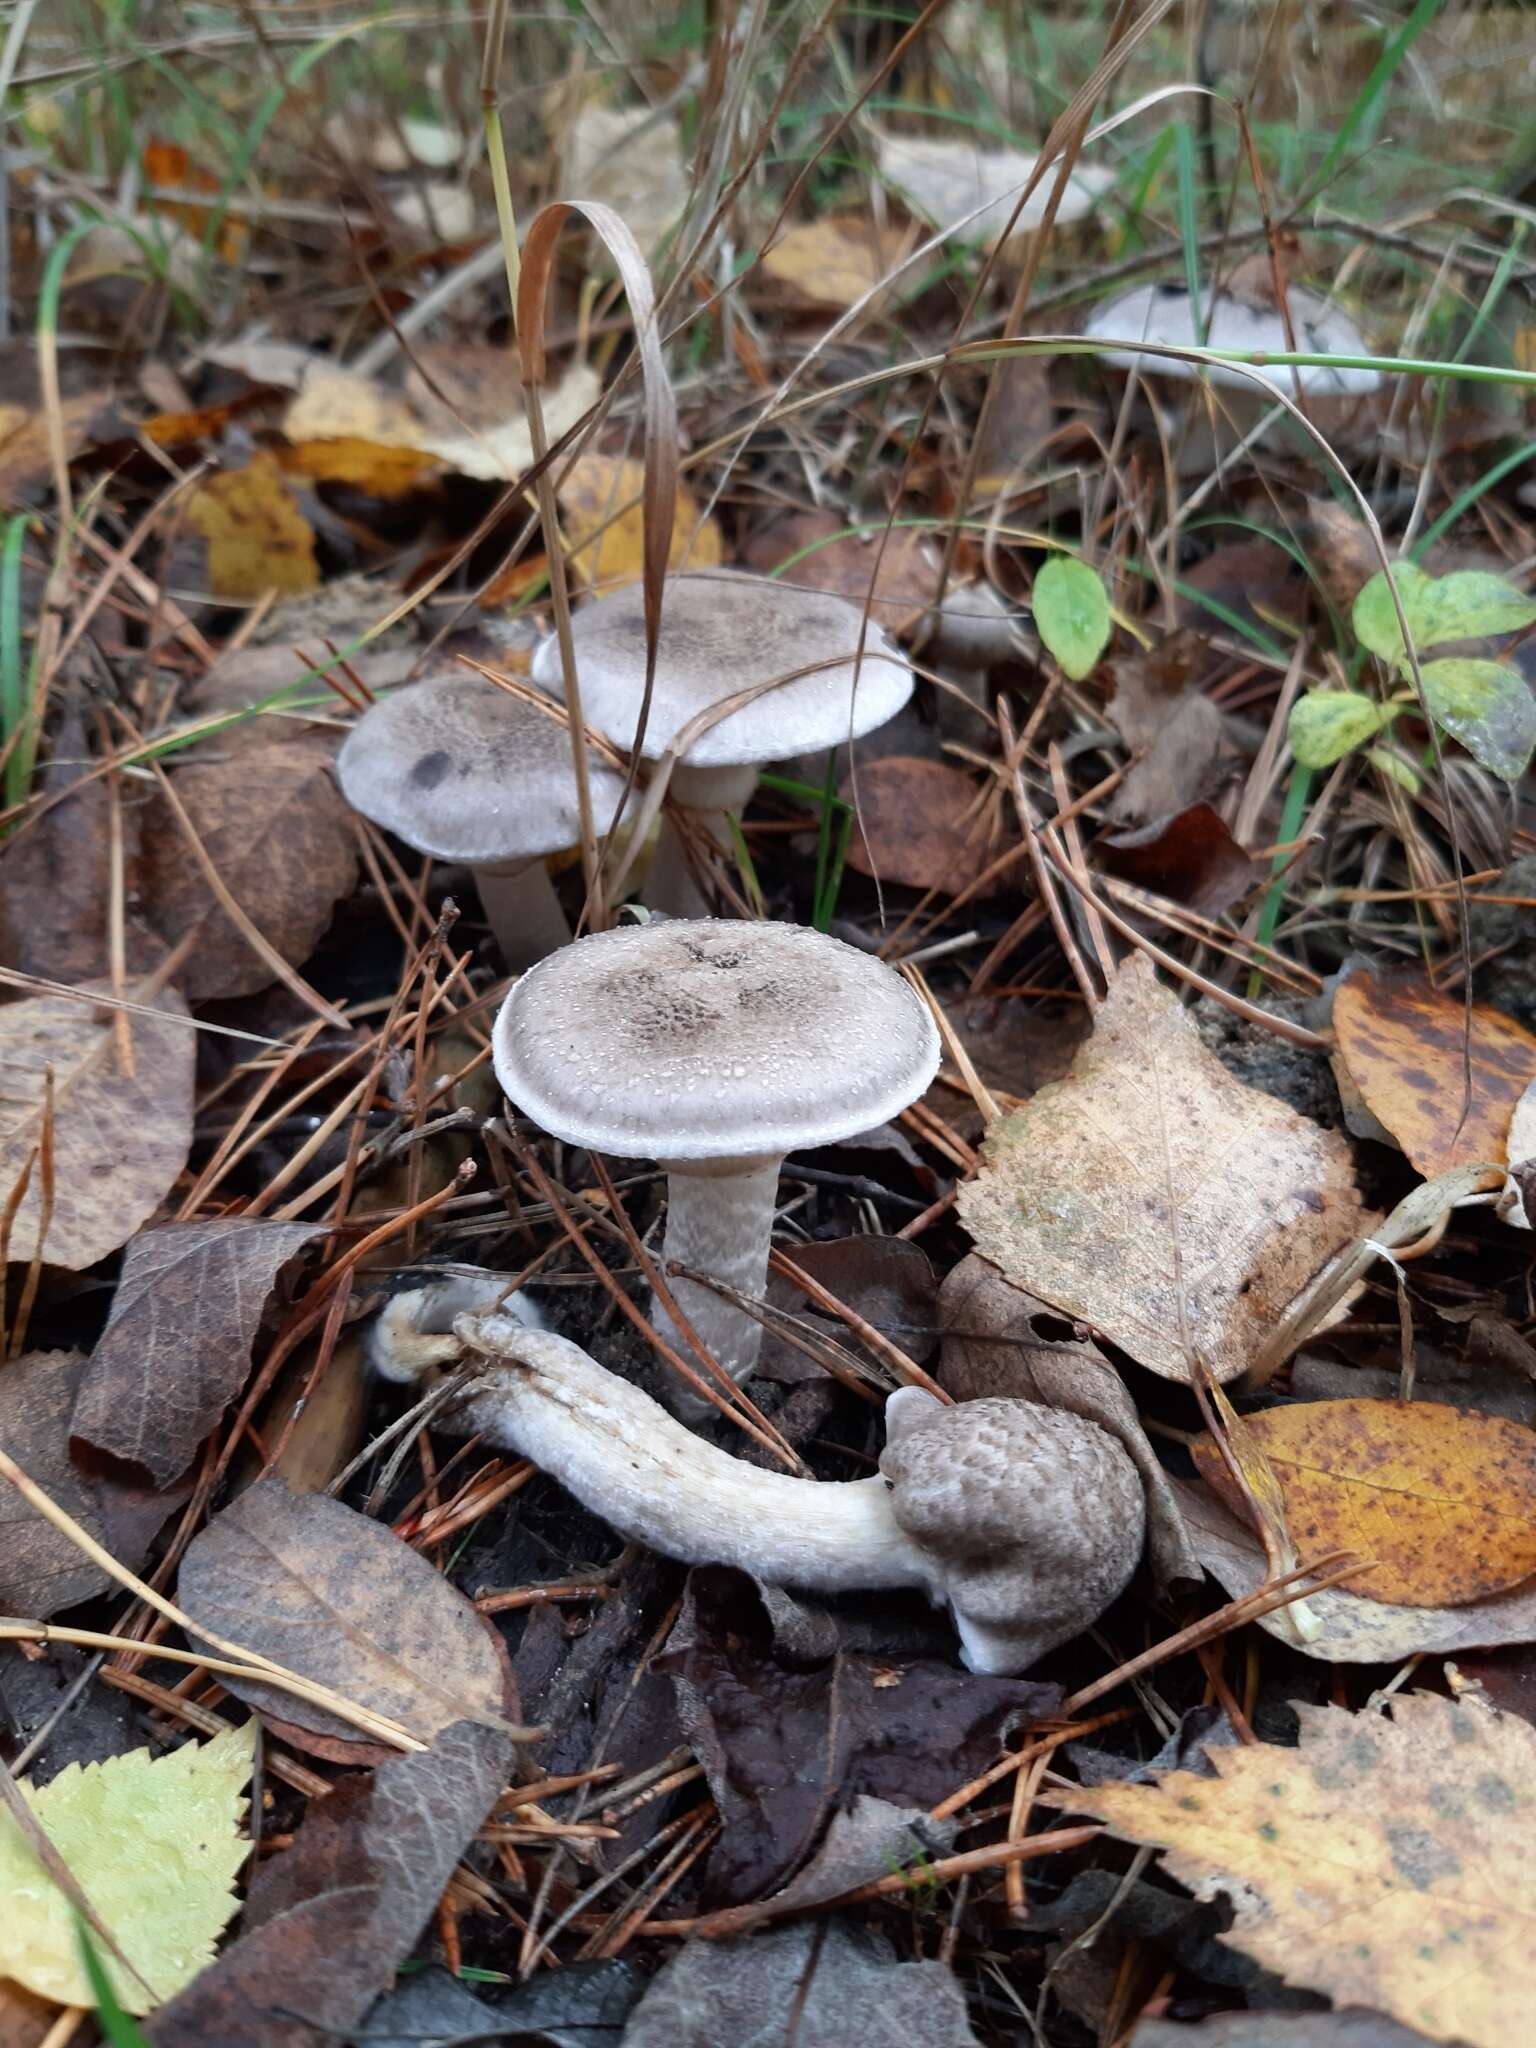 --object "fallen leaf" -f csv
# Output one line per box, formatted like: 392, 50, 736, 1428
556, 101, 690, 256
278, 436, 440, 495
1107, 635, 1229, 823
0, 1721, 253, 2015
1074, 1693, 1536, 2048
1174, 1477, 1536, 1661
625, 1920, 982, 2048
1132, 2013, 1442, 2046
390, 182, 475, 241
779, 1234, 938, 1353
875, 129, 1111, 248
0, 1351, 112, 1615
1034, 555, 1111, 679
740, 510, 942, 631
957, 955, 1369, 1383
0, 980, 195, 1271
1192, 1398, 1536, 1607
138, 739, 360, 1001
661, 1565, 1056, 1903
1332, 967, 1536, 1176
0, 387, 107, 508
363, 1962, 644, 2048
183, 453, 318, 600
182, 639, 419, 754
761, 216, 918, 311
283, 358, 599, 484
1096, 802, 1259, 915
842, 756, 999, 894
70, 1219, 322, 1487
559, 450, 721, 591
146, 1721, 512, 2048
970, 353, 1054, 492
177, 1480, 510, 1752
